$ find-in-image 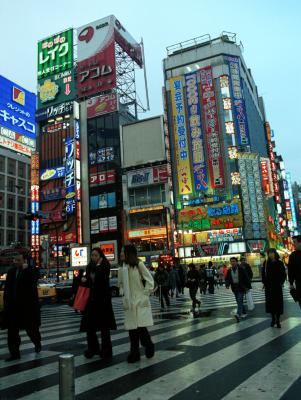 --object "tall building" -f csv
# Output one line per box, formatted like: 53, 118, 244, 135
163, 33, 276, 273
34, 16, 145, 271
0, 75, 36, 253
